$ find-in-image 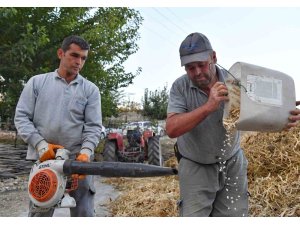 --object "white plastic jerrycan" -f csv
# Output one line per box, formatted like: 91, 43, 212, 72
223, 62, 296, 132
